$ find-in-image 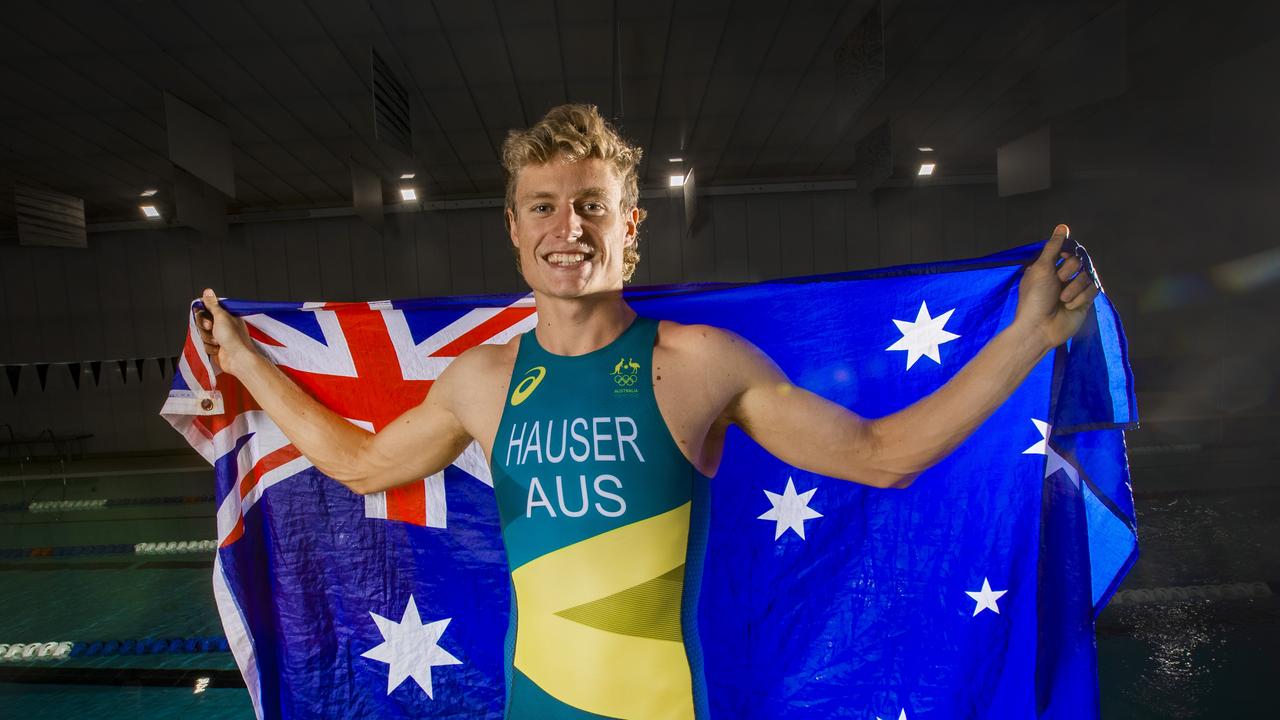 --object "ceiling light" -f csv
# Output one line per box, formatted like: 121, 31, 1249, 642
139, 189, 158, 197
917, 163, 936, 176
140, 205, 161, 219
400, 188, 418, 201
917, 147, 934, 153
669, 174, 685, 187
668, 157, 683, 163
400, 173, 416, 179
